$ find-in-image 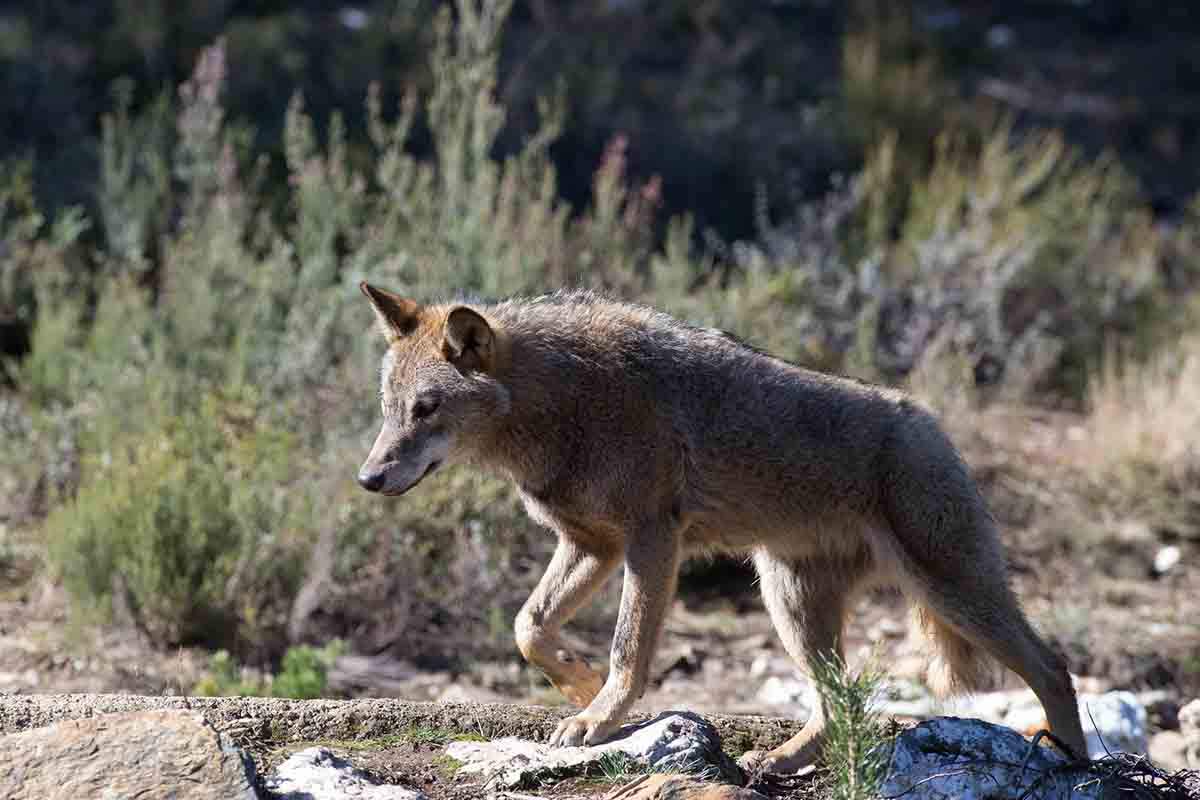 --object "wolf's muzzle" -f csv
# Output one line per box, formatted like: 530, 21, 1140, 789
357, 469, 387, 492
